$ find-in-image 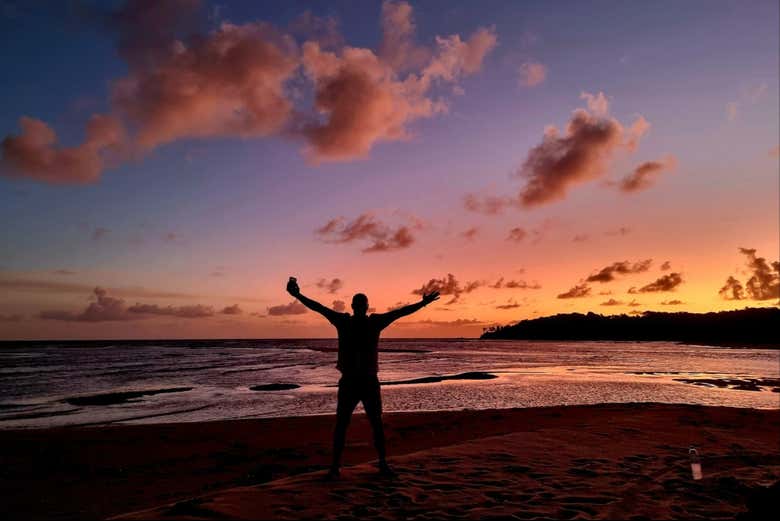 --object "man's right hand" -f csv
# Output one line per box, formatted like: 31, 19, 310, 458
287, 277, 300, 297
